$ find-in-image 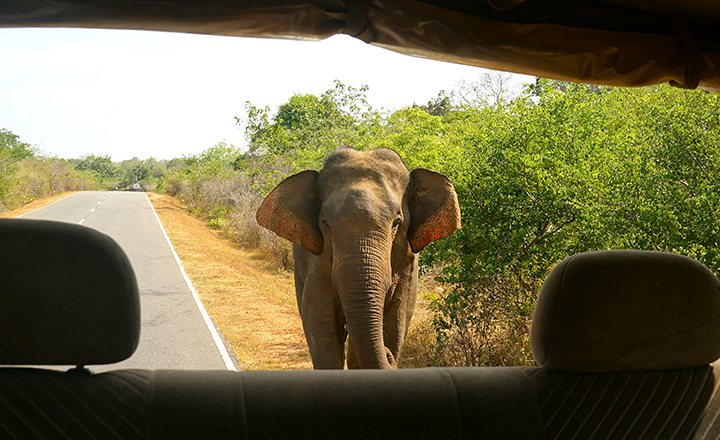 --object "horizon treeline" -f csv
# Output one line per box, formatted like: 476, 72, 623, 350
0, 128, 94, 212
4, 74, 719, 368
